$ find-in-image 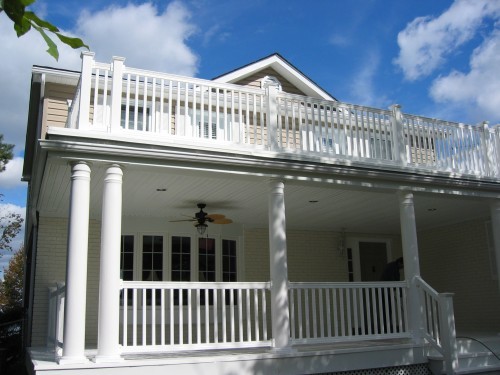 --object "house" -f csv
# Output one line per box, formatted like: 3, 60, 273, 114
22, 52, 500, 375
